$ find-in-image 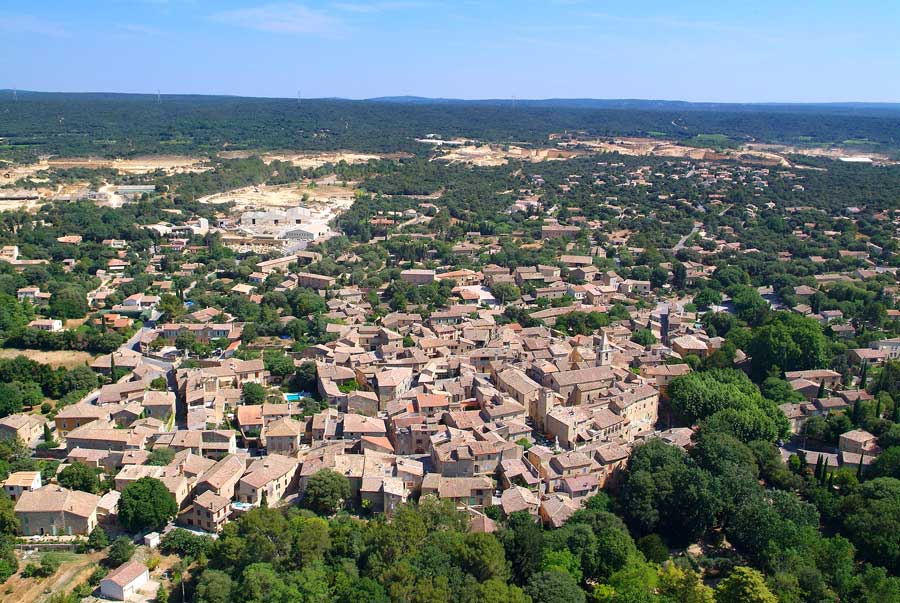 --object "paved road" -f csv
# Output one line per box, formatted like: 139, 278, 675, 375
672, 222, 702, 252
119, 326, 175, 373
398, 215, 431, 229
122, 326, 148, 352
